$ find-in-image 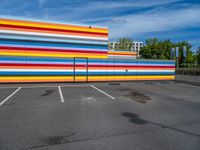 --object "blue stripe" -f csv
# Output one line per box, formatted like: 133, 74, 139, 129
88, 72, 174, 75
0, 72, 174, 75
0, 39, 108, 50
0, 56, 175, 65
0, 56, 73, 62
